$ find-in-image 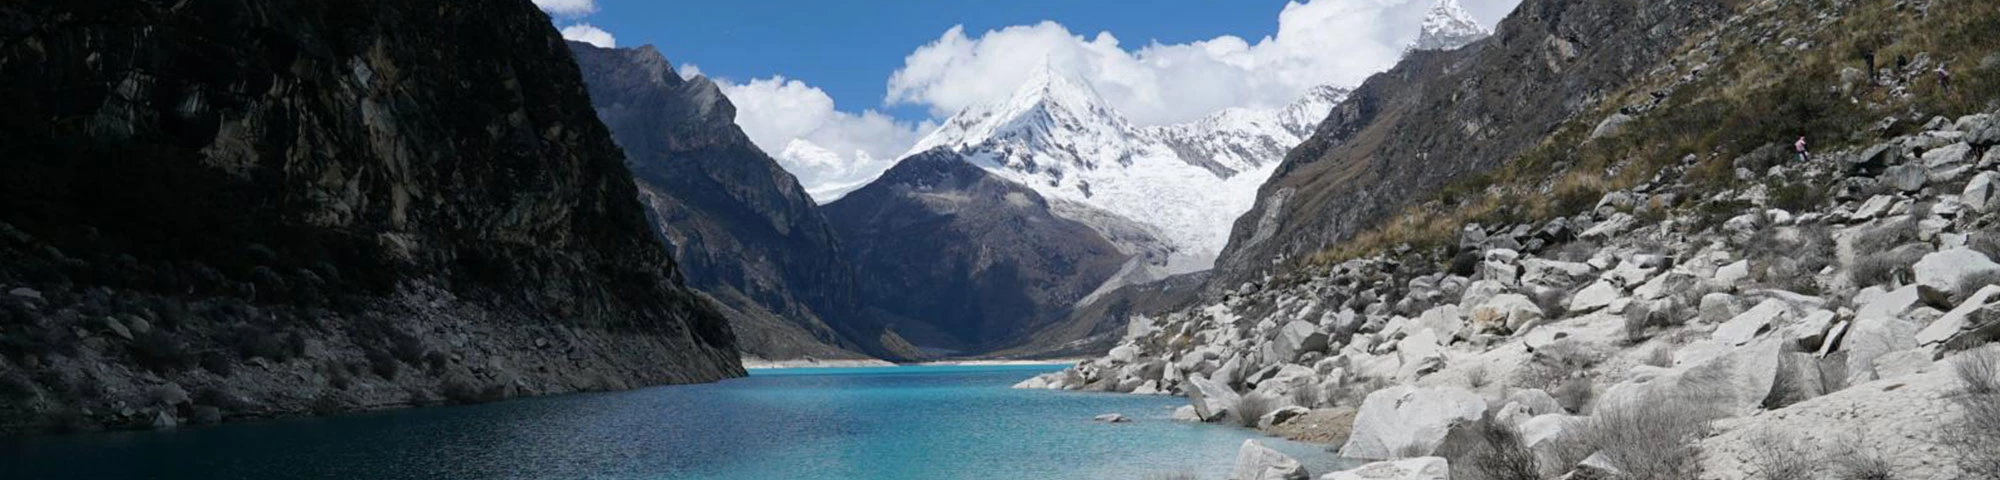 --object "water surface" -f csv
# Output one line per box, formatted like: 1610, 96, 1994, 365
2, 364, 1351, 479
